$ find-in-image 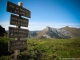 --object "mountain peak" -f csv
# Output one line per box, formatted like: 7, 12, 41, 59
46, 26, 50, 28
65, 26, 69, 28
46, 26, 51, 31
